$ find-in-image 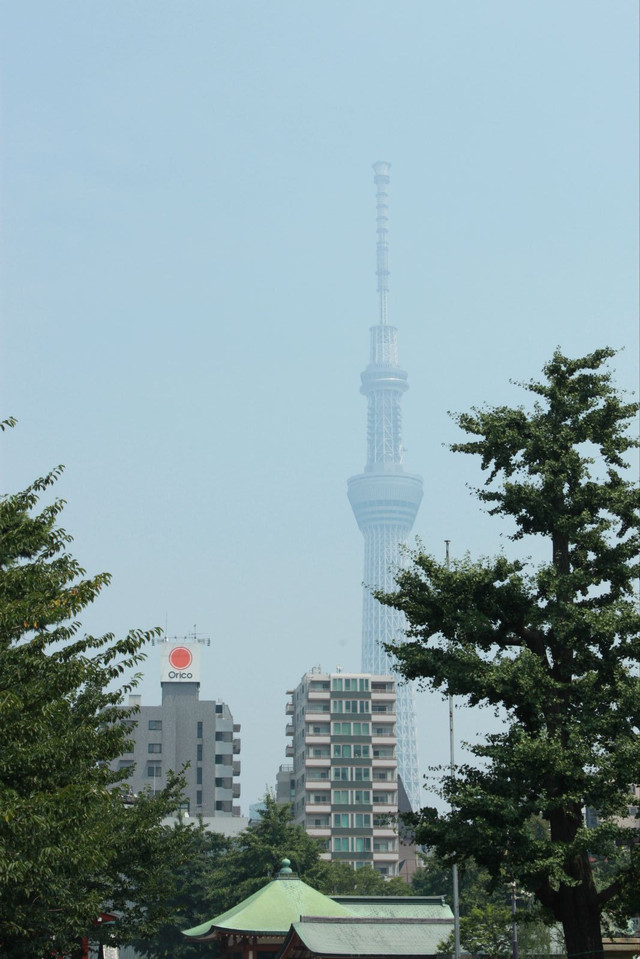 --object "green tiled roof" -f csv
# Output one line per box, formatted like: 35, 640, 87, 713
332, 896, 454, 920
284, 917, 454, 957
183, 863, 354, 939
